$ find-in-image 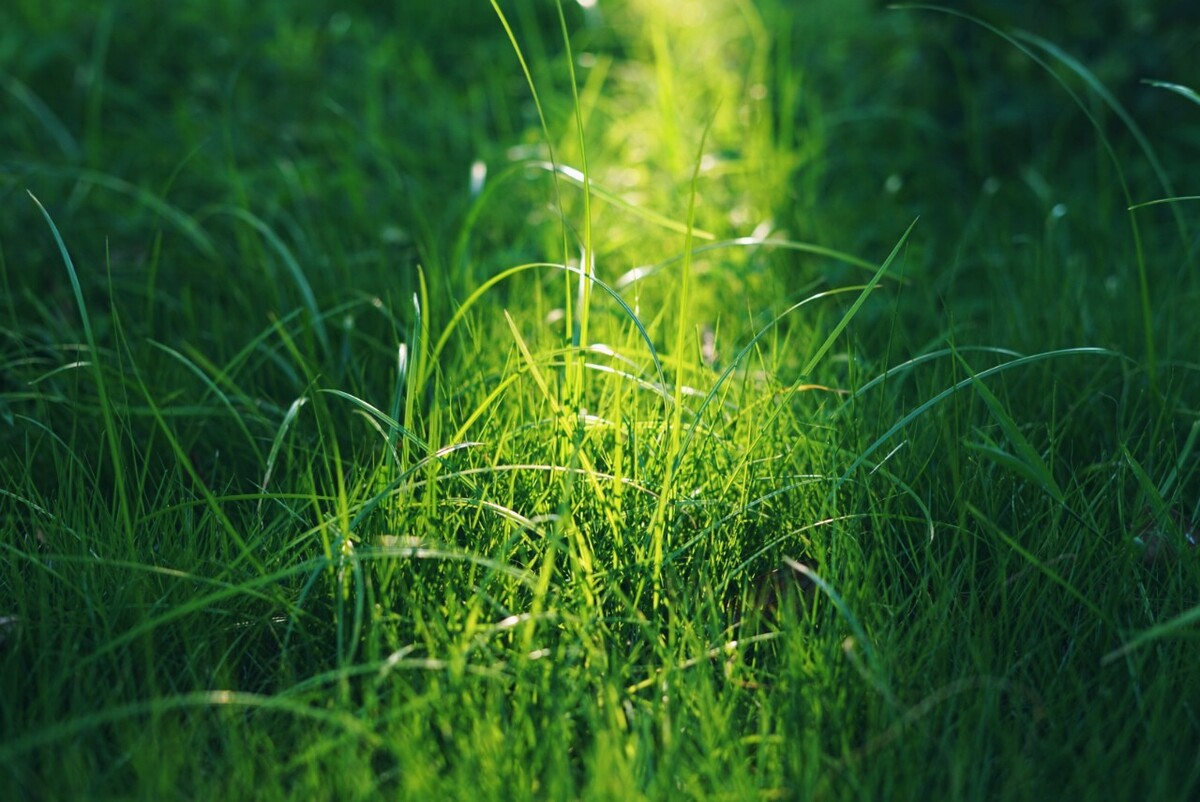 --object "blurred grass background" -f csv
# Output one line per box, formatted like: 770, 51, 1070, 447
2, 1, 1200, 798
